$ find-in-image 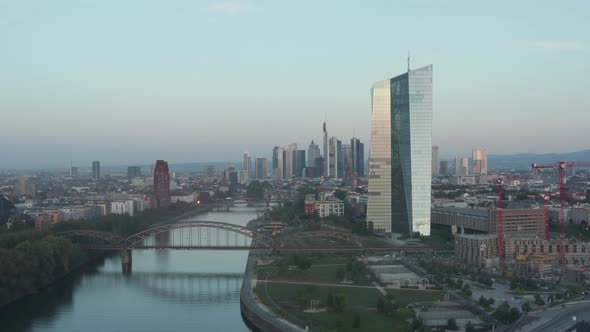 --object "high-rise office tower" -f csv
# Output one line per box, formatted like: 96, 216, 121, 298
341, 144, 352, 178
70, 166, 79, 178
293, 150, 306, 177
272, 146, 284, 180
128, 166, 141, 179
455, 157, 469, 175
243, 152, 252, 178
255, 158, 267, 179
69, 161, 78, 177
283, 143, 297, 179
92, 161, 101, 179
328, 137, 339, 178
431, 146, 439, 176
367, 64, 433, 235
154, 160, 170, 208
203, 165, 216, 177
16, 177, 36, 196
336, 139, 343, 178
323, 122, 329, 177
472, 149, 488, 176
307, 141, 321, 168
314, 157, 324, 177
439, 160, 449, 175
351, 138, 365, 177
